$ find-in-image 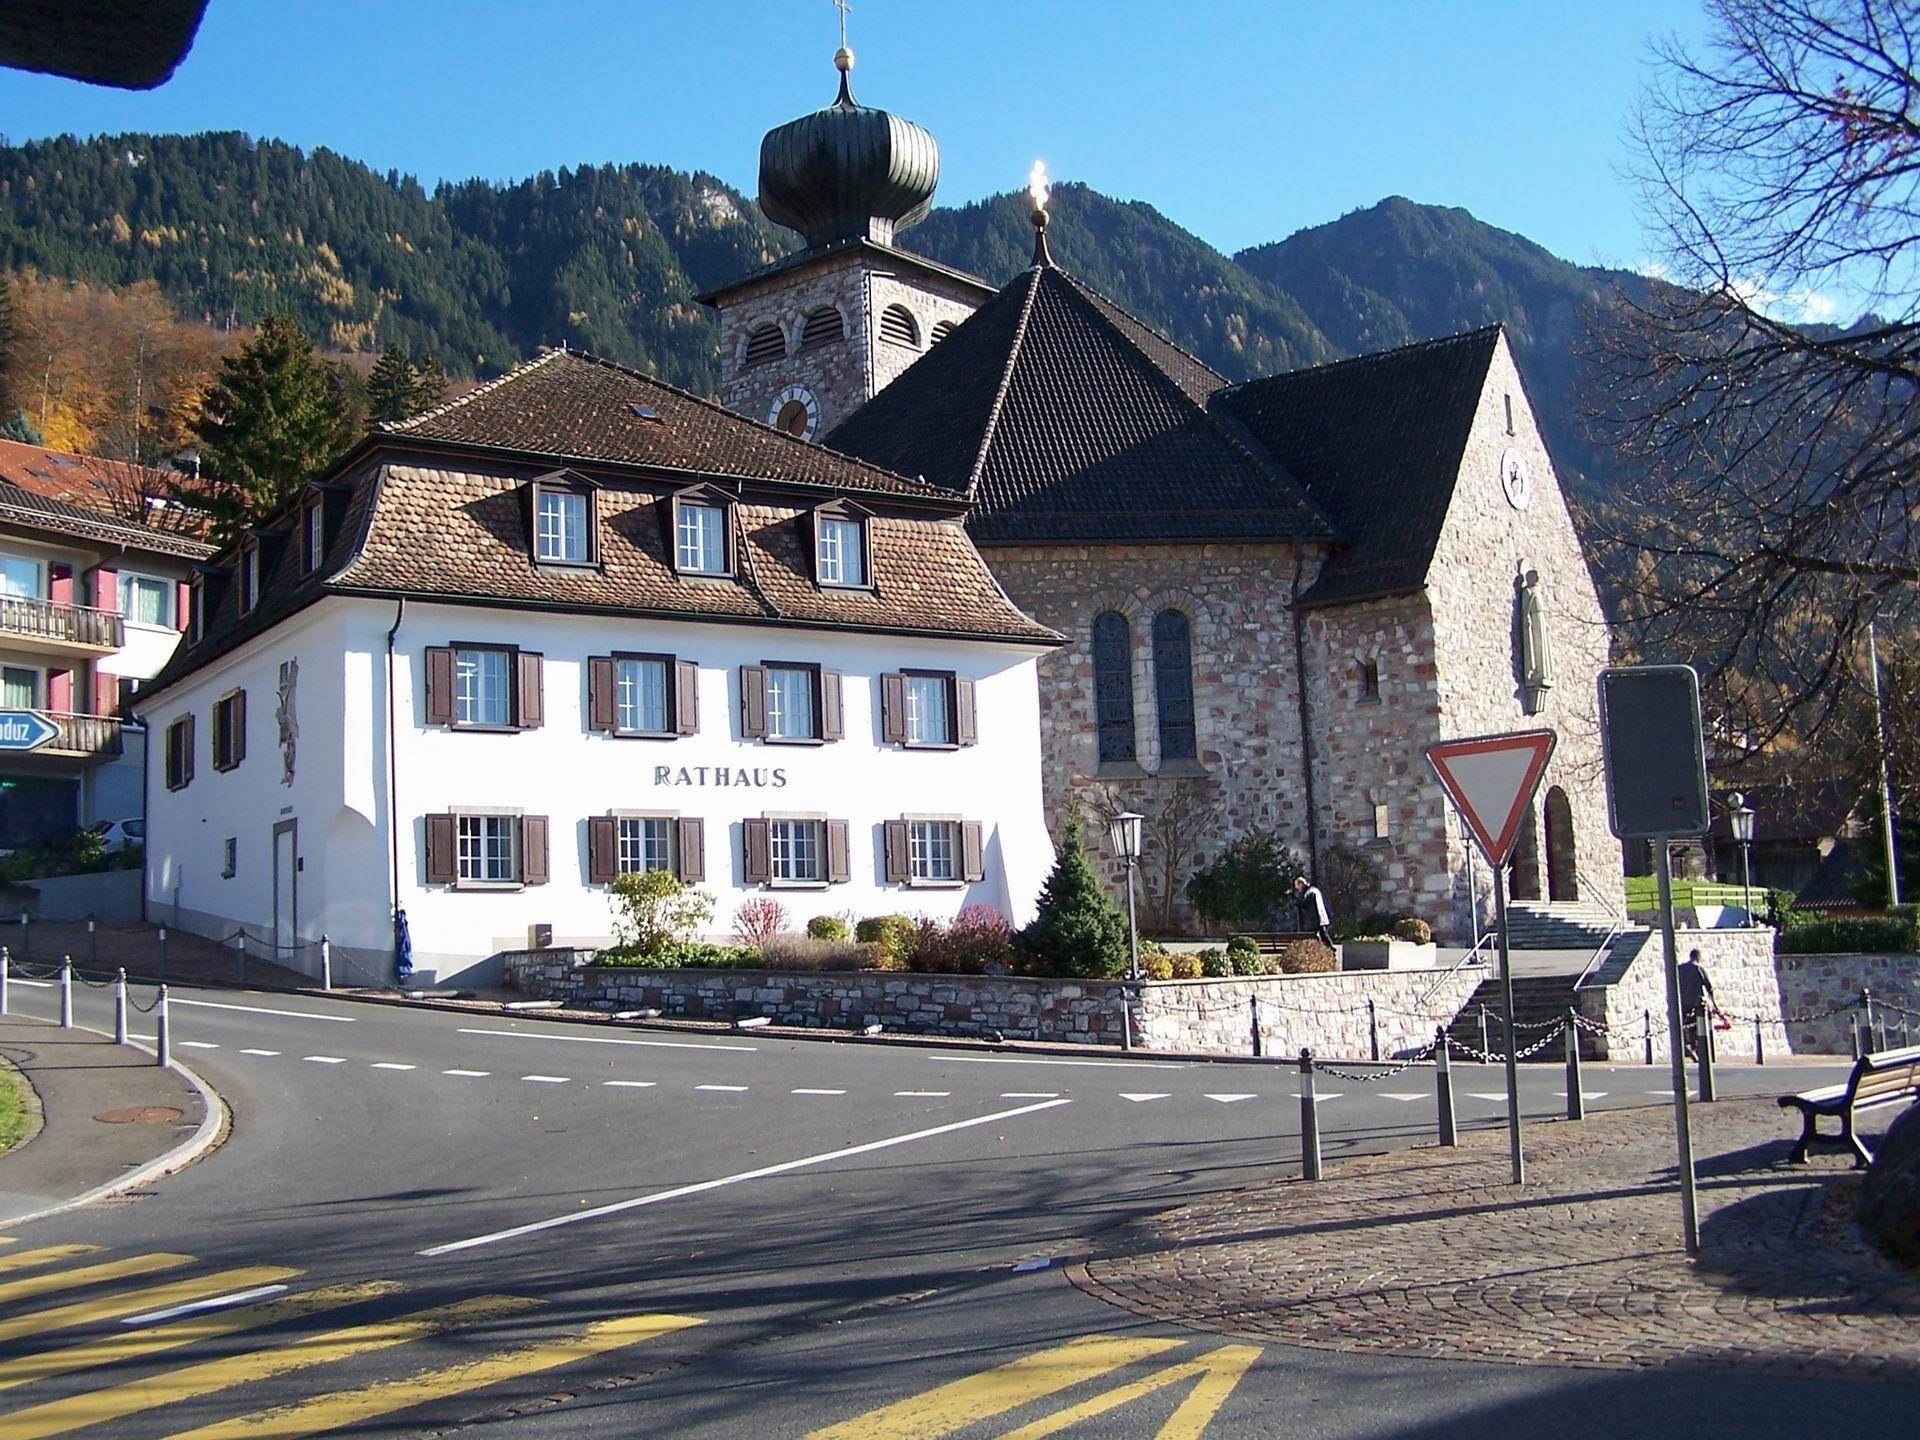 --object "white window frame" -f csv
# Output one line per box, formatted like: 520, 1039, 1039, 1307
907, 816, 960, 885
0, 553, 41, 601
615, 814, 675, 875
455, 811, 519, 887
817, 516, 866, 587
120, 572, 174, 628
675, 500, 727, 575
903, 672, 954, 746
768, 815, 824, 885
0, 665, 40, 709
765, 664, 817, 741
305, 502, 325, 572
535, 487, 592, 565
453, 646, 513, 728
240, 546, 261, 614
615, 655, 670, 735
